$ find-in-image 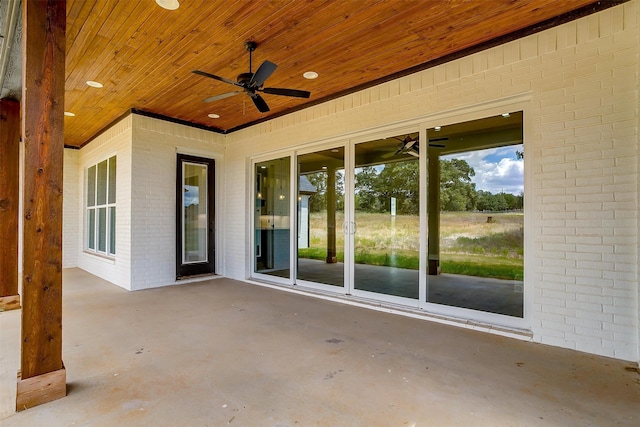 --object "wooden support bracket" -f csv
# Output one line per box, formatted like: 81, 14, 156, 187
16, 365, 66, 411
0, 294, 21, 311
